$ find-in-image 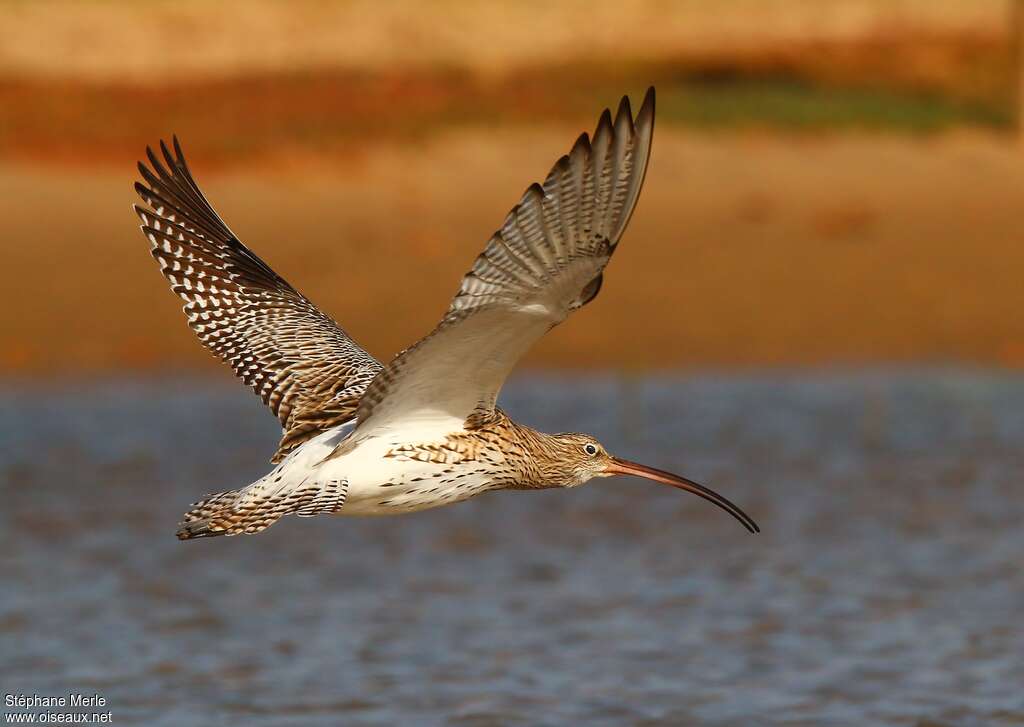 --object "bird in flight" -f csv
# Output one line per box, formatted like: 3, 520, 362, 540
134, 87, 759, 540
